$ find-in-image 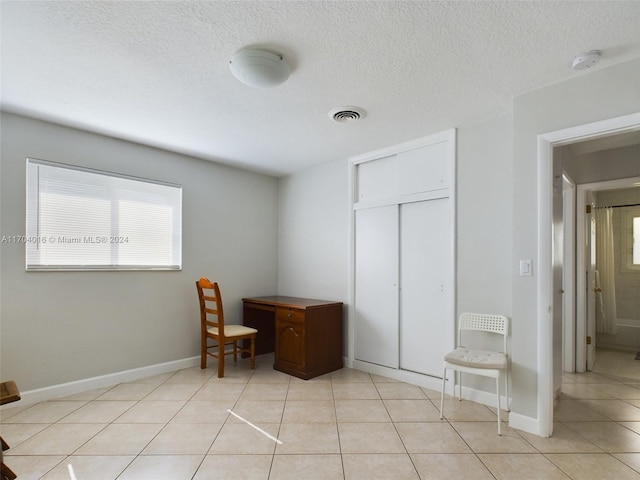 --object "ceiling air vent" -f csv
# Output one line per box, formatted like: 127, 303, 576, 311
329, 106, 367, 123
